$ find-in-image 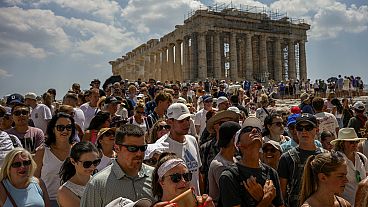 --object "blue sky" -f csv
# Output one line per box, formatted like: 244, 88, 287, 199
0, 0, 367, 99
